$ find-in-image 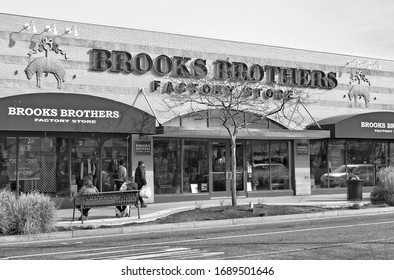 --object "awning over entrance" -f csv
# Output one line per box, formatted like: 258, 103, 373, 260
0, 93, 156, 134
306, 111, 394, 139
156, 126, 330, 140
